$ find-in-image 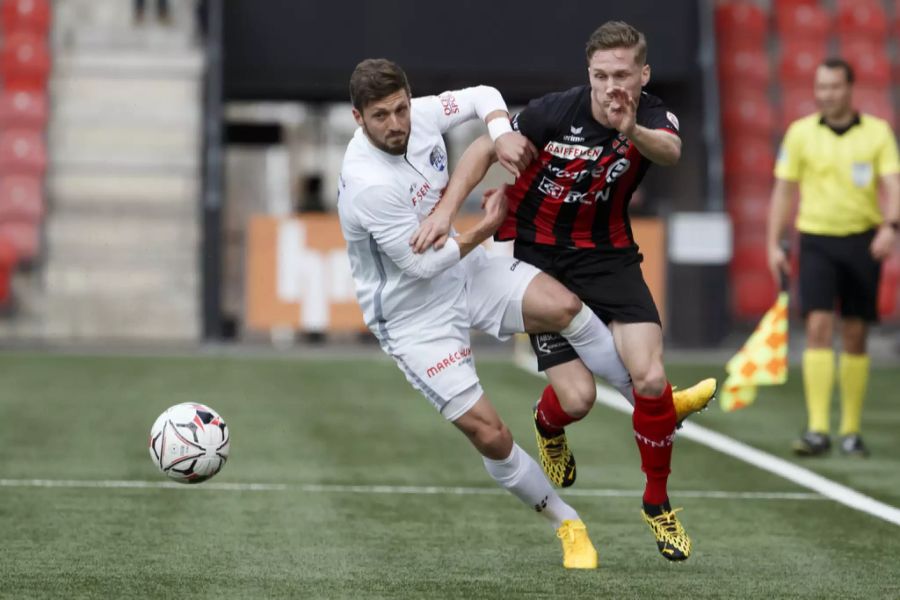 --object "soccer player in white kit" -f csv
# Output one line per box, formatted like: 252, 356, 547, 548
338, 59, 633, 569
